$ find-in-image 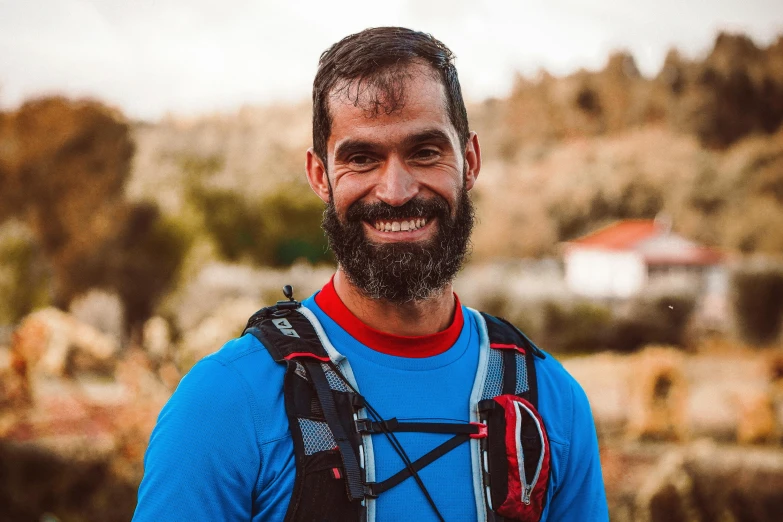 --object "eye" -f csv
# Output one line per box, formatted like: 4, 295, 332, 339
412, 148, 440, 161
348, 154, 379, 170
